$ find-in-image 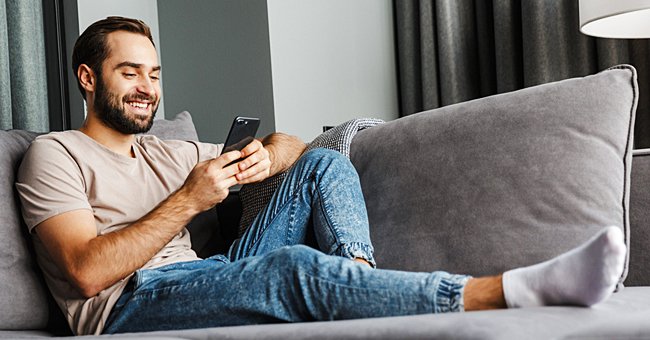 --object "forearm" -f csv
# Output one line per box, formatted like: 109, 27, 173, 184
71, 189, 199, 297
261, 133, 306, 176
39, 155, 240, 298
